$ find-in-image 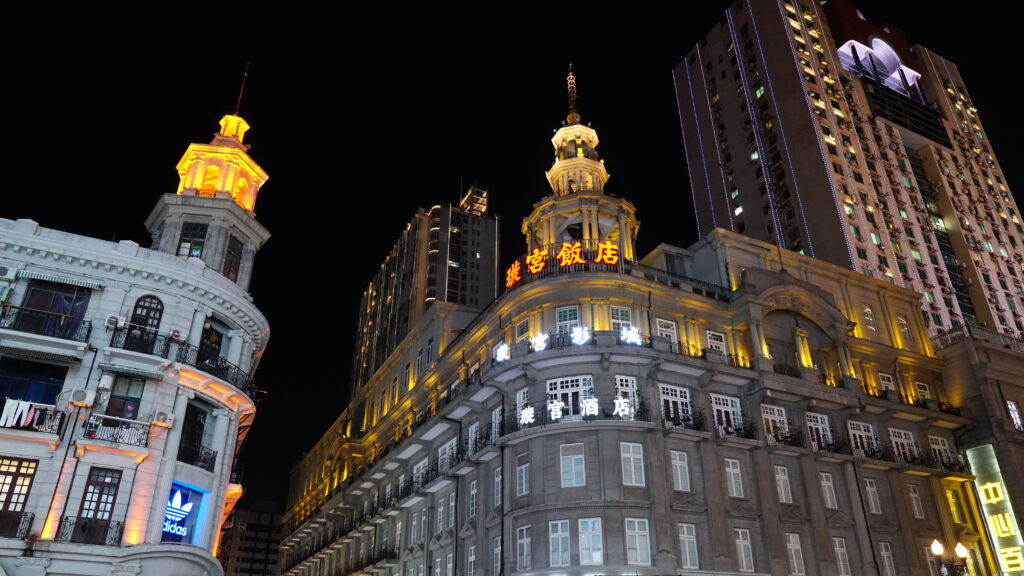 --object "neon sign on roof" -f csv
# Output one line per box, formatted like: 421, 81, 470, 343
505, 241, 620, 289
